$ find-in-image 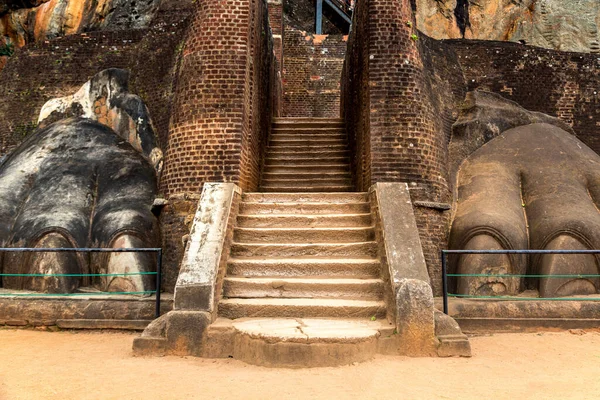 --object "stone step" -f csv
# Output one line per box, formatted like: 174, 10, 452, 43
236, 213, 372, 228
207, 318, 390, 367
242, 192, 368, 203
261, 179, 354, 192
233, 227, 375, 243
271, 128, 346, 135
261, 171, 351, 181
267, 144, 349, 152
272, 118, 344, 129
260, 185, 355, 193
227, 257, 381, 277
263, 164, 349, 173
270, 138, 348, 147
222, 277, 385, 299
265, 157, 349, 166
239, 201, 370, 215
260, 179, 352, 188
218, 298, 387, 319
266, 150, 350, 158
230, 242, 378, 258
270, 134, 347, 141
